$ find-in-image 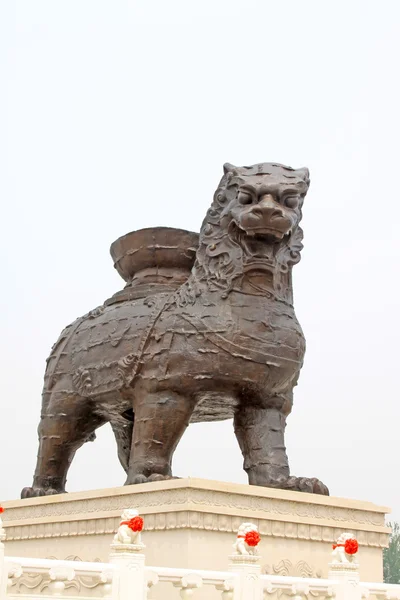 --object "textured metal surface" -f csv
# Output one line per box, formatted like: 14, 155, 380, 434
22, 162, 328, 499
